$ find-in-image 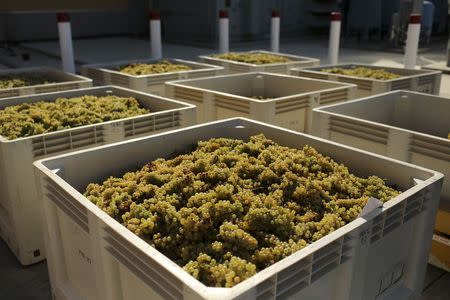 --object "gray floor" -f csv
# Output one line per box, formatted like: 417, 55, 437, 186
0, 37, 449, 299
